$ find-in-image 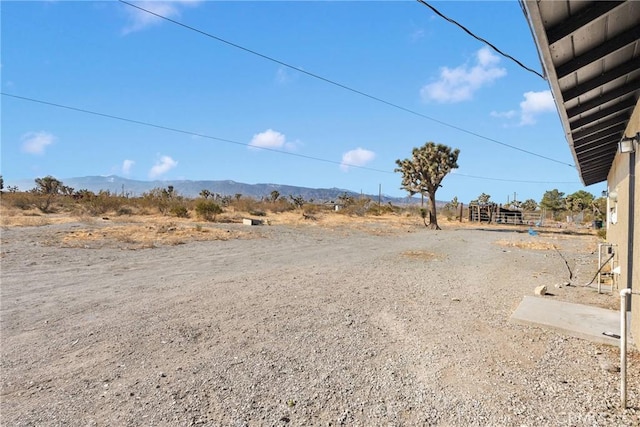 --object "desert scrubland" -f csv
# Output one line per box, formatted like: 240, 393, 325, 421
1, 207, 639, 426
